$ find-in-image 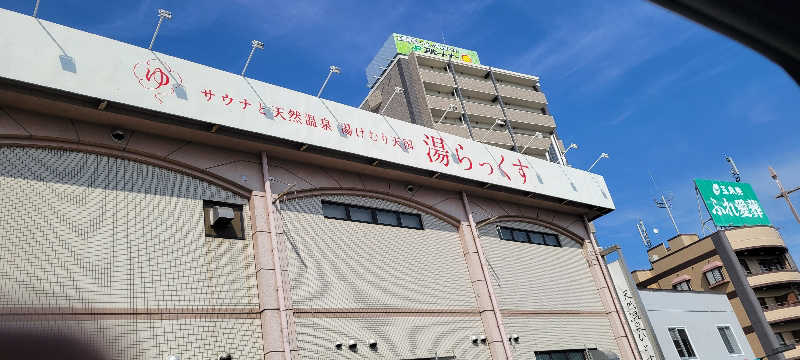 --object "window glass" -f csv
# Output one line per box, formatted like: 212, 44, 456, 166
717, 326, 741, 355
668, 328, 696, 359
499, 227, 513, 240
776, 332, 787, 346
776, 293, 789, 306
544, 234, 560, 246
566, 351, 585, 360
399, 213, 422, 229
673, 280, 691, 291
704, 268, 725, 285
758, 297, 768, 310
529, 233, 545, 245
760, 257, 786, 272
349, 207, 373, 222
498, 227, 562, 247
376, 210, 399, 226
512, 230, 529, 242
536, 350, 585, 360
322, 202, 347, 219
792, 330, 800, 344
